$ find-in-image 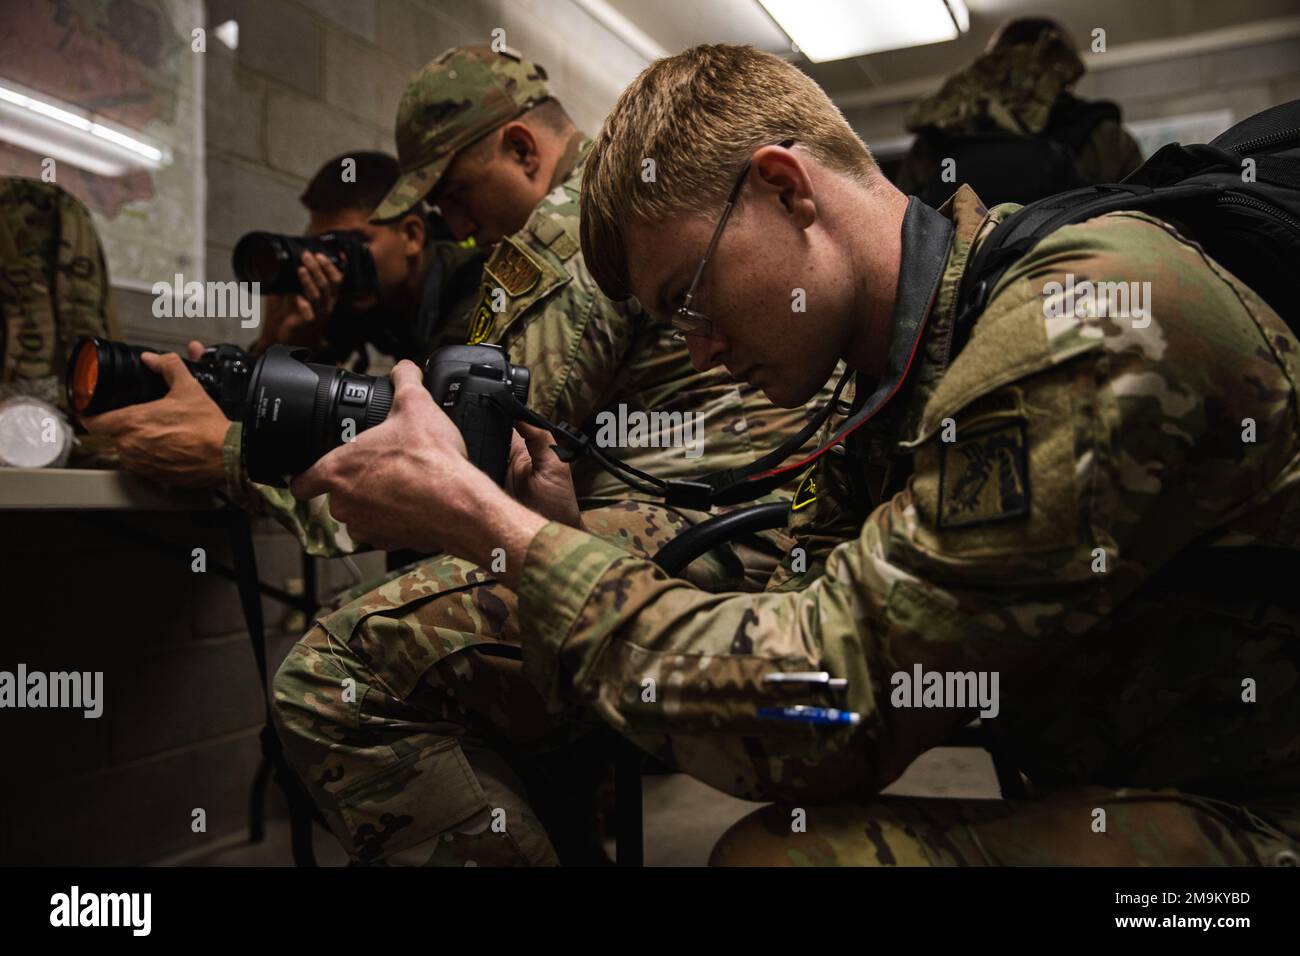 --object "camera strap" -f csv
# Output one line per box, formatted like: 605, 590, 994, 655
503, 198, 955, 512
